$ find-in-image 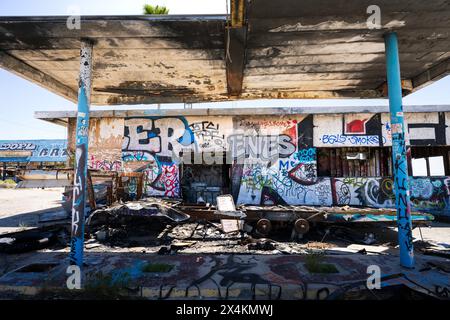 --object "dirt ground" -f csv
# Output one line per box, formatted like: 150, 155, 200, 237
0, 188, 66, 234
0, 188, 449, 252
0, 188, 449, 301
